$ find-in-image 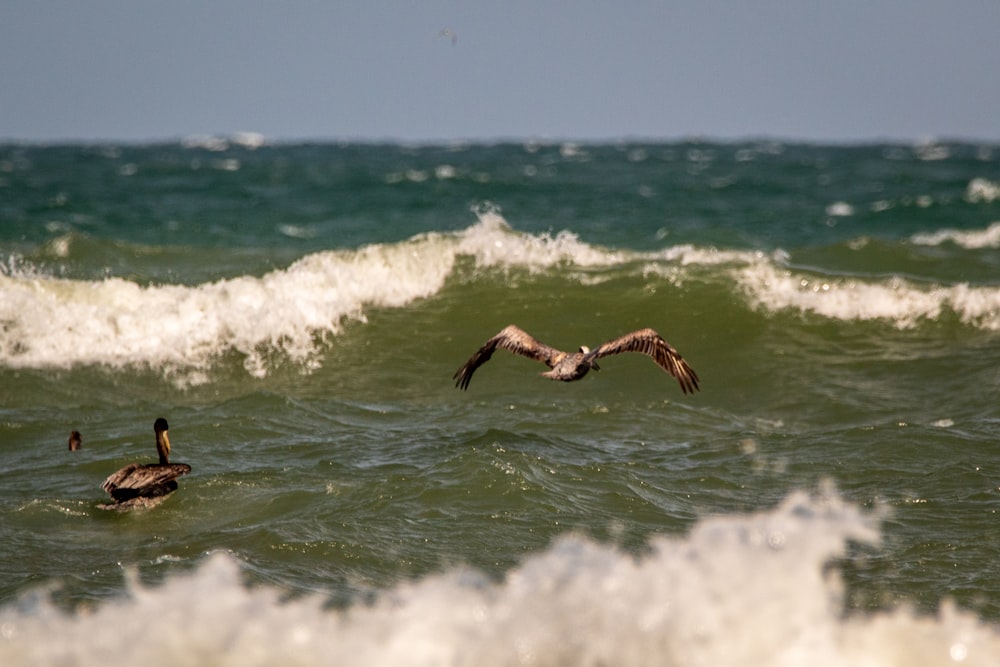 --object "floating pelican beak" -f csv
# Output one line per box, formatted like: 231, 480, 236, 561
155, 422, 171, 464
